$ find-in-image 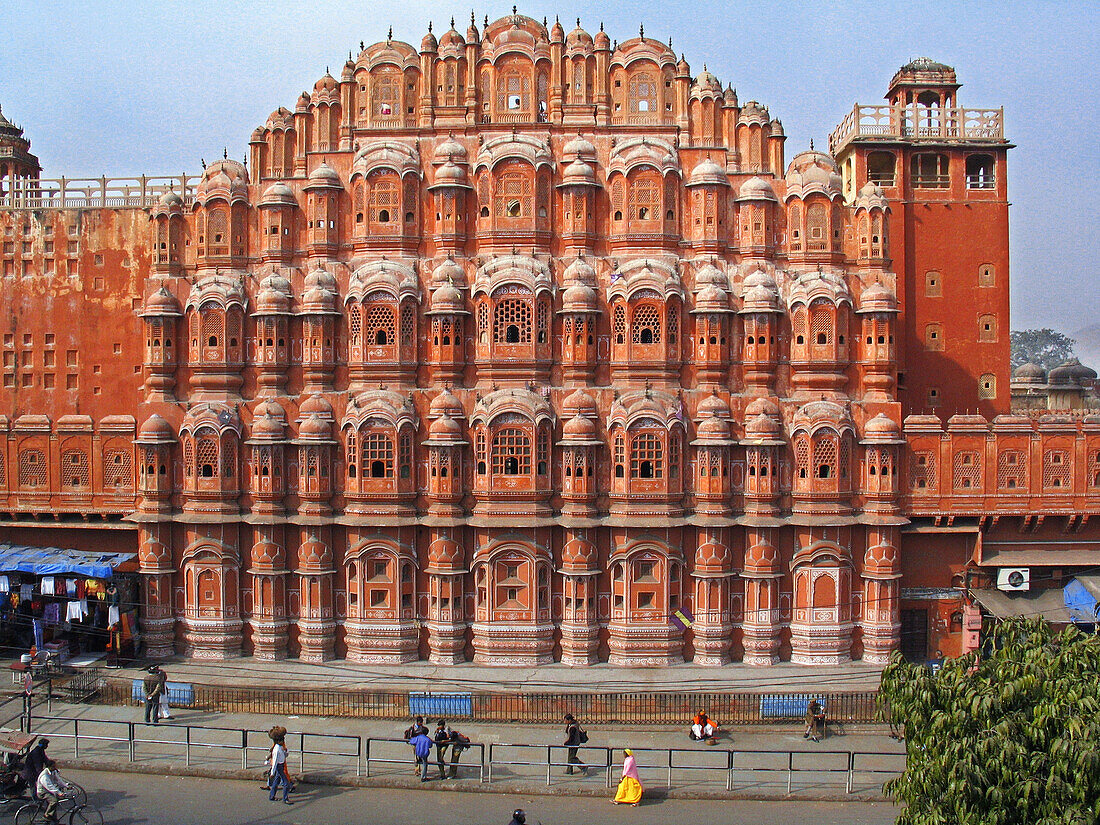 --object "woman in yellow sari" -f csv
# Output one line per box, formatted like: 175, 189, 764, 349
611, 748, 643, 806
